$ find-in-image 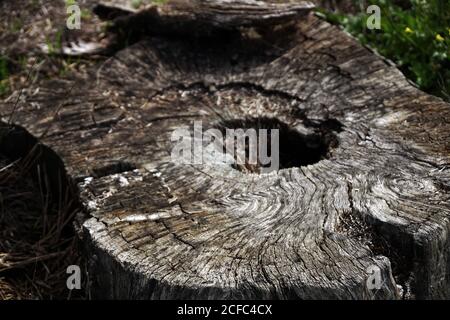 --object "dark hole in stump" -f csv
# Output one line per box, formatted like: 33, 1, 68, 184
217, 117, 342, 173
